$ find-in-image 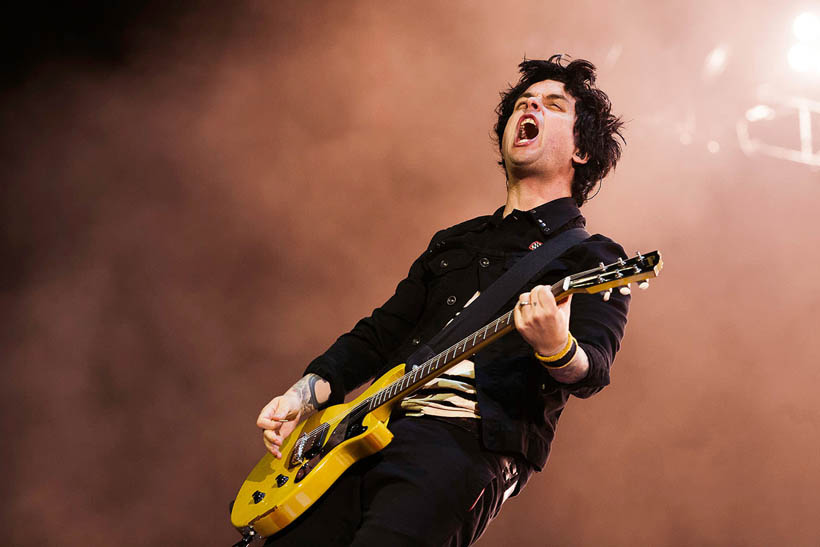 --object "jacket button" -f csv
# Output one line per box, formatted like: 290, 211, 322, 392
439, 259, 448, 268
479, 257, 490, 268
411, 337, 421, 345
446, 295, 457, 305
